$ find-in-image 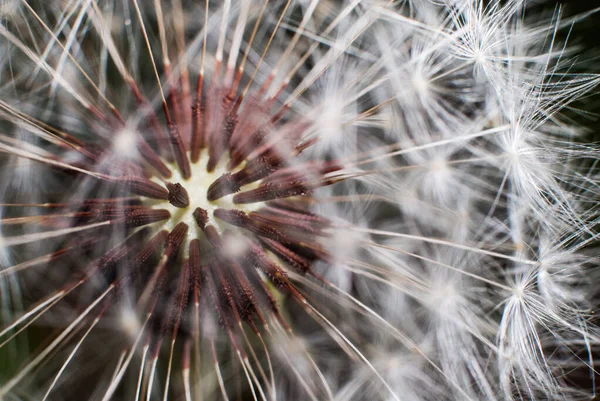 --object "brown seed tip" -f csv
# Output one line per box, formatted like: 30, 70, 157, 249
166, 182, 190, 208
193, 207, 209, 229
